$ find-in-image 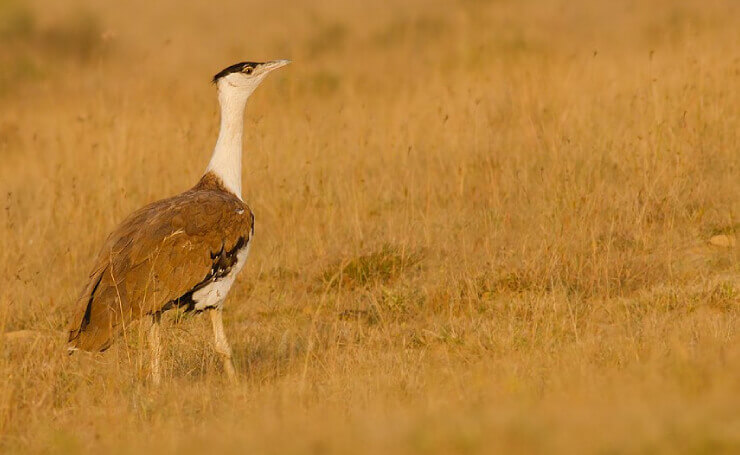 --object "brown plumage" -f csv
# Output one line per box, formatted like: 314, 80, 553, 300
68, 172, 254, 351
